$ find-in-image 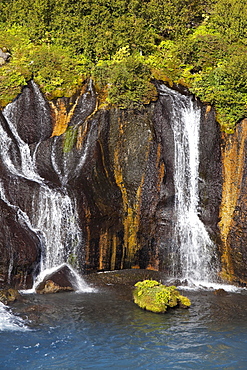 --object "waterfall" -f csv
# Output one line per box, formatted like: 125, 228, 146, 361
0, 83, 89, 290
31, 188, 83, 272
159, 85, 217, 284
